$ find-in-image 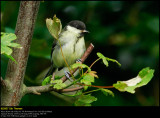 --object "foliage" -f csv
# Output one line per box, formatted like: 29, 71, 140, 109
1, 32, 21, 63
42, 75, 52, 86
97, 52, 121, 67
74, 94, 97, 106
113, 67, 154, 93
100, 88, 114, 97
50, 80, 66, 90
46, 15, 62, 40
80, 73, 95, 90
71, 63, 91, 72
